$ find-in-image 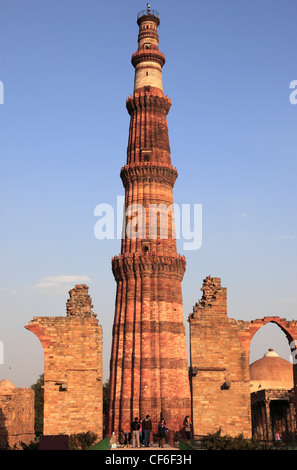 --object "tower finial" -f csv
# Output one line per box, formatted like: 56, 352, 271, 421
147, 3, 151, 13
